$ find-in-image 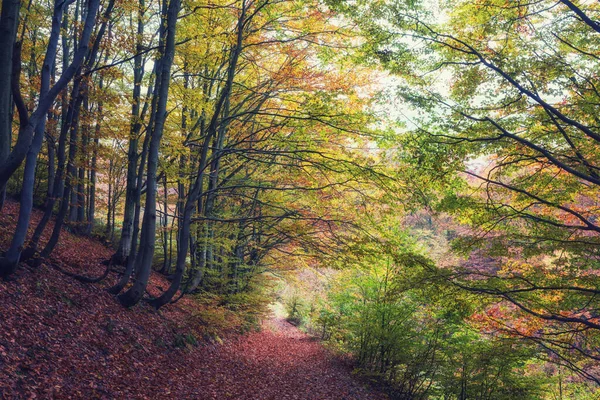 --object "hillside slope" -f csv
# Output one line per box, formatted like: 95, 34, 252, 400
0, 201, 385, 399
